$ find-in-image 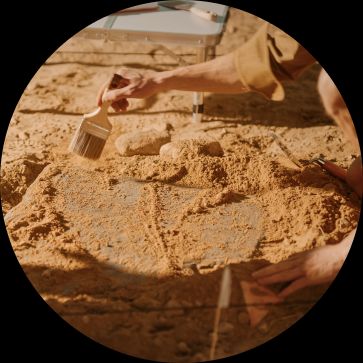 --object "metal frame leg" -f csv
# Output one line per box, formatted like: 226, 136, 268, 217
208, 46, 216, 61
192, 47, 209, 123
